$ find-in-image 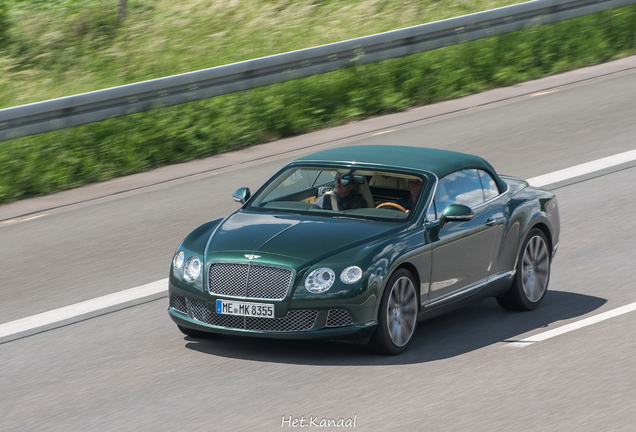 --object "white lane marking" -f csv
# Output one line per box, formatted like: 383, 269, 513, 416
0, 213, 47, 227
23, 214, 47, 221
506, 301, 636, 348
3, 148, 636, 340
531, 90, 559, 96
528, 149, 636, 187
372, 129, 395, 136
0, 279, 167, 339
